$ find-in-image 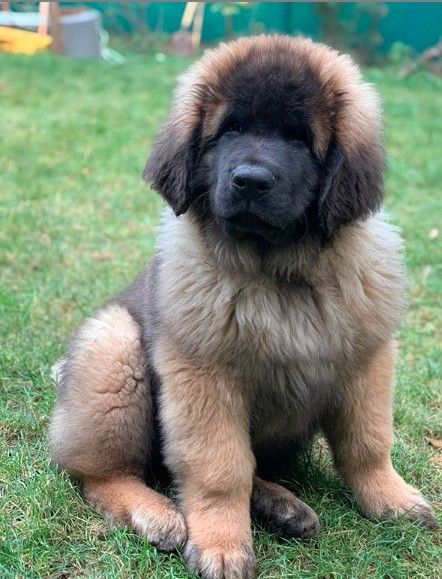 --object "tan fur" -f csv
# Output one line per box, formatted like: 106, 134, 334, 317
148, 210, 407, 466
156, 343, 256, 577
155, 211, 405, 412
84, 476, 186, 550
324, 342, 435, 524
50, 304, 151, 478
49, 304, 187, 551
